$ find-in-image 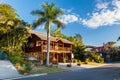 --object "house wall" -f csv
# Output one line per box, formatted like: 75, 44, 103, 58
24, 33, 72, 64
25, 34, 42, 52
